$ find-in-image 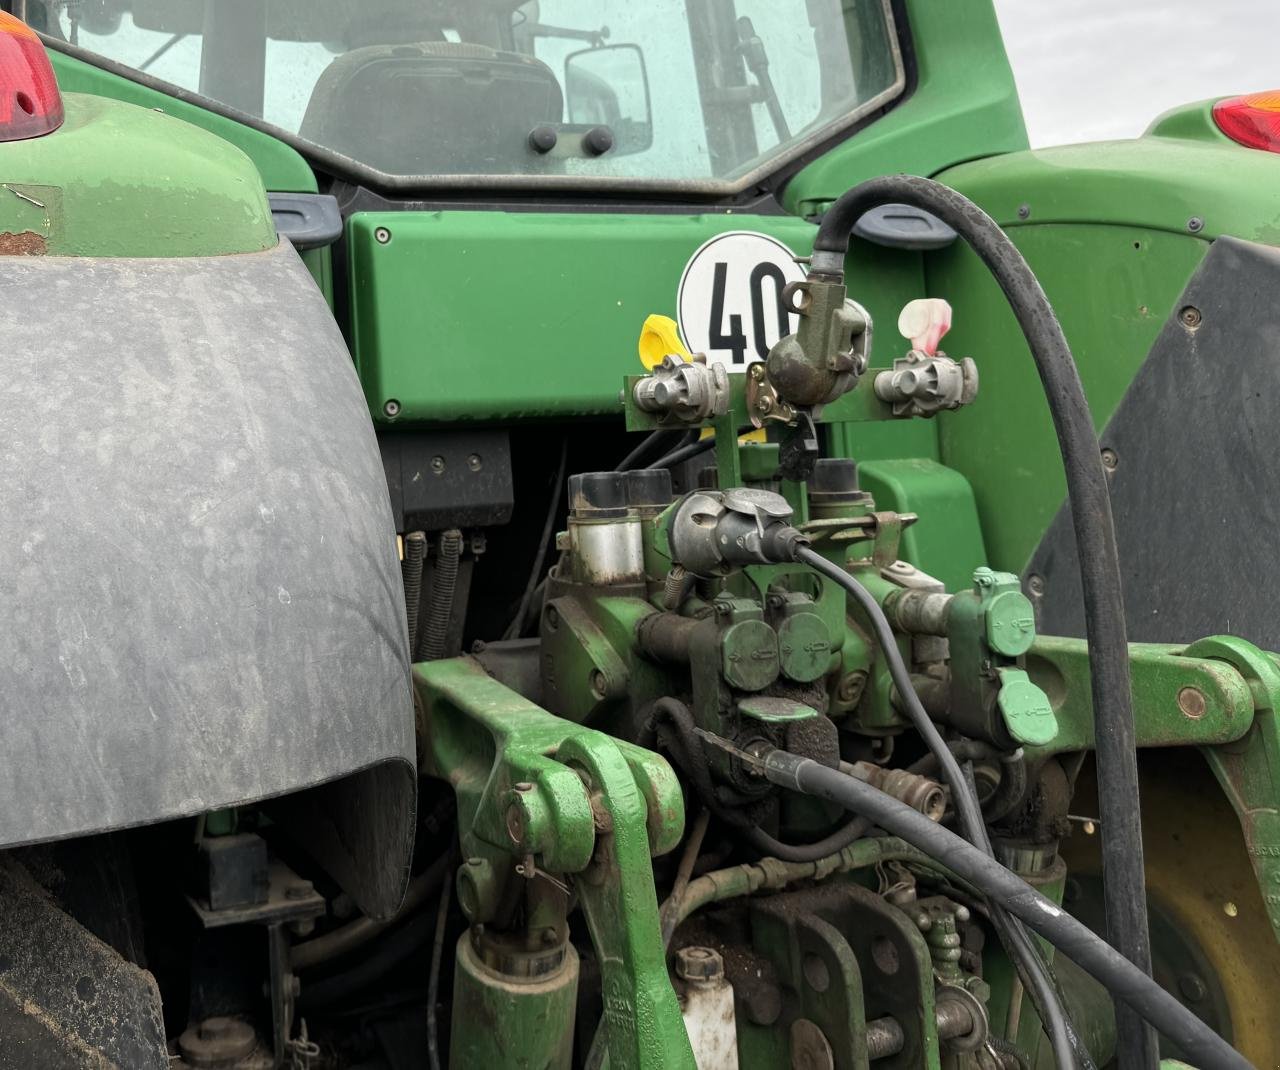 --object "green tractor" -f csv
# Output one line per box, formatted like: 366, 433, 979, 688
1, 1, 1278, 1067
